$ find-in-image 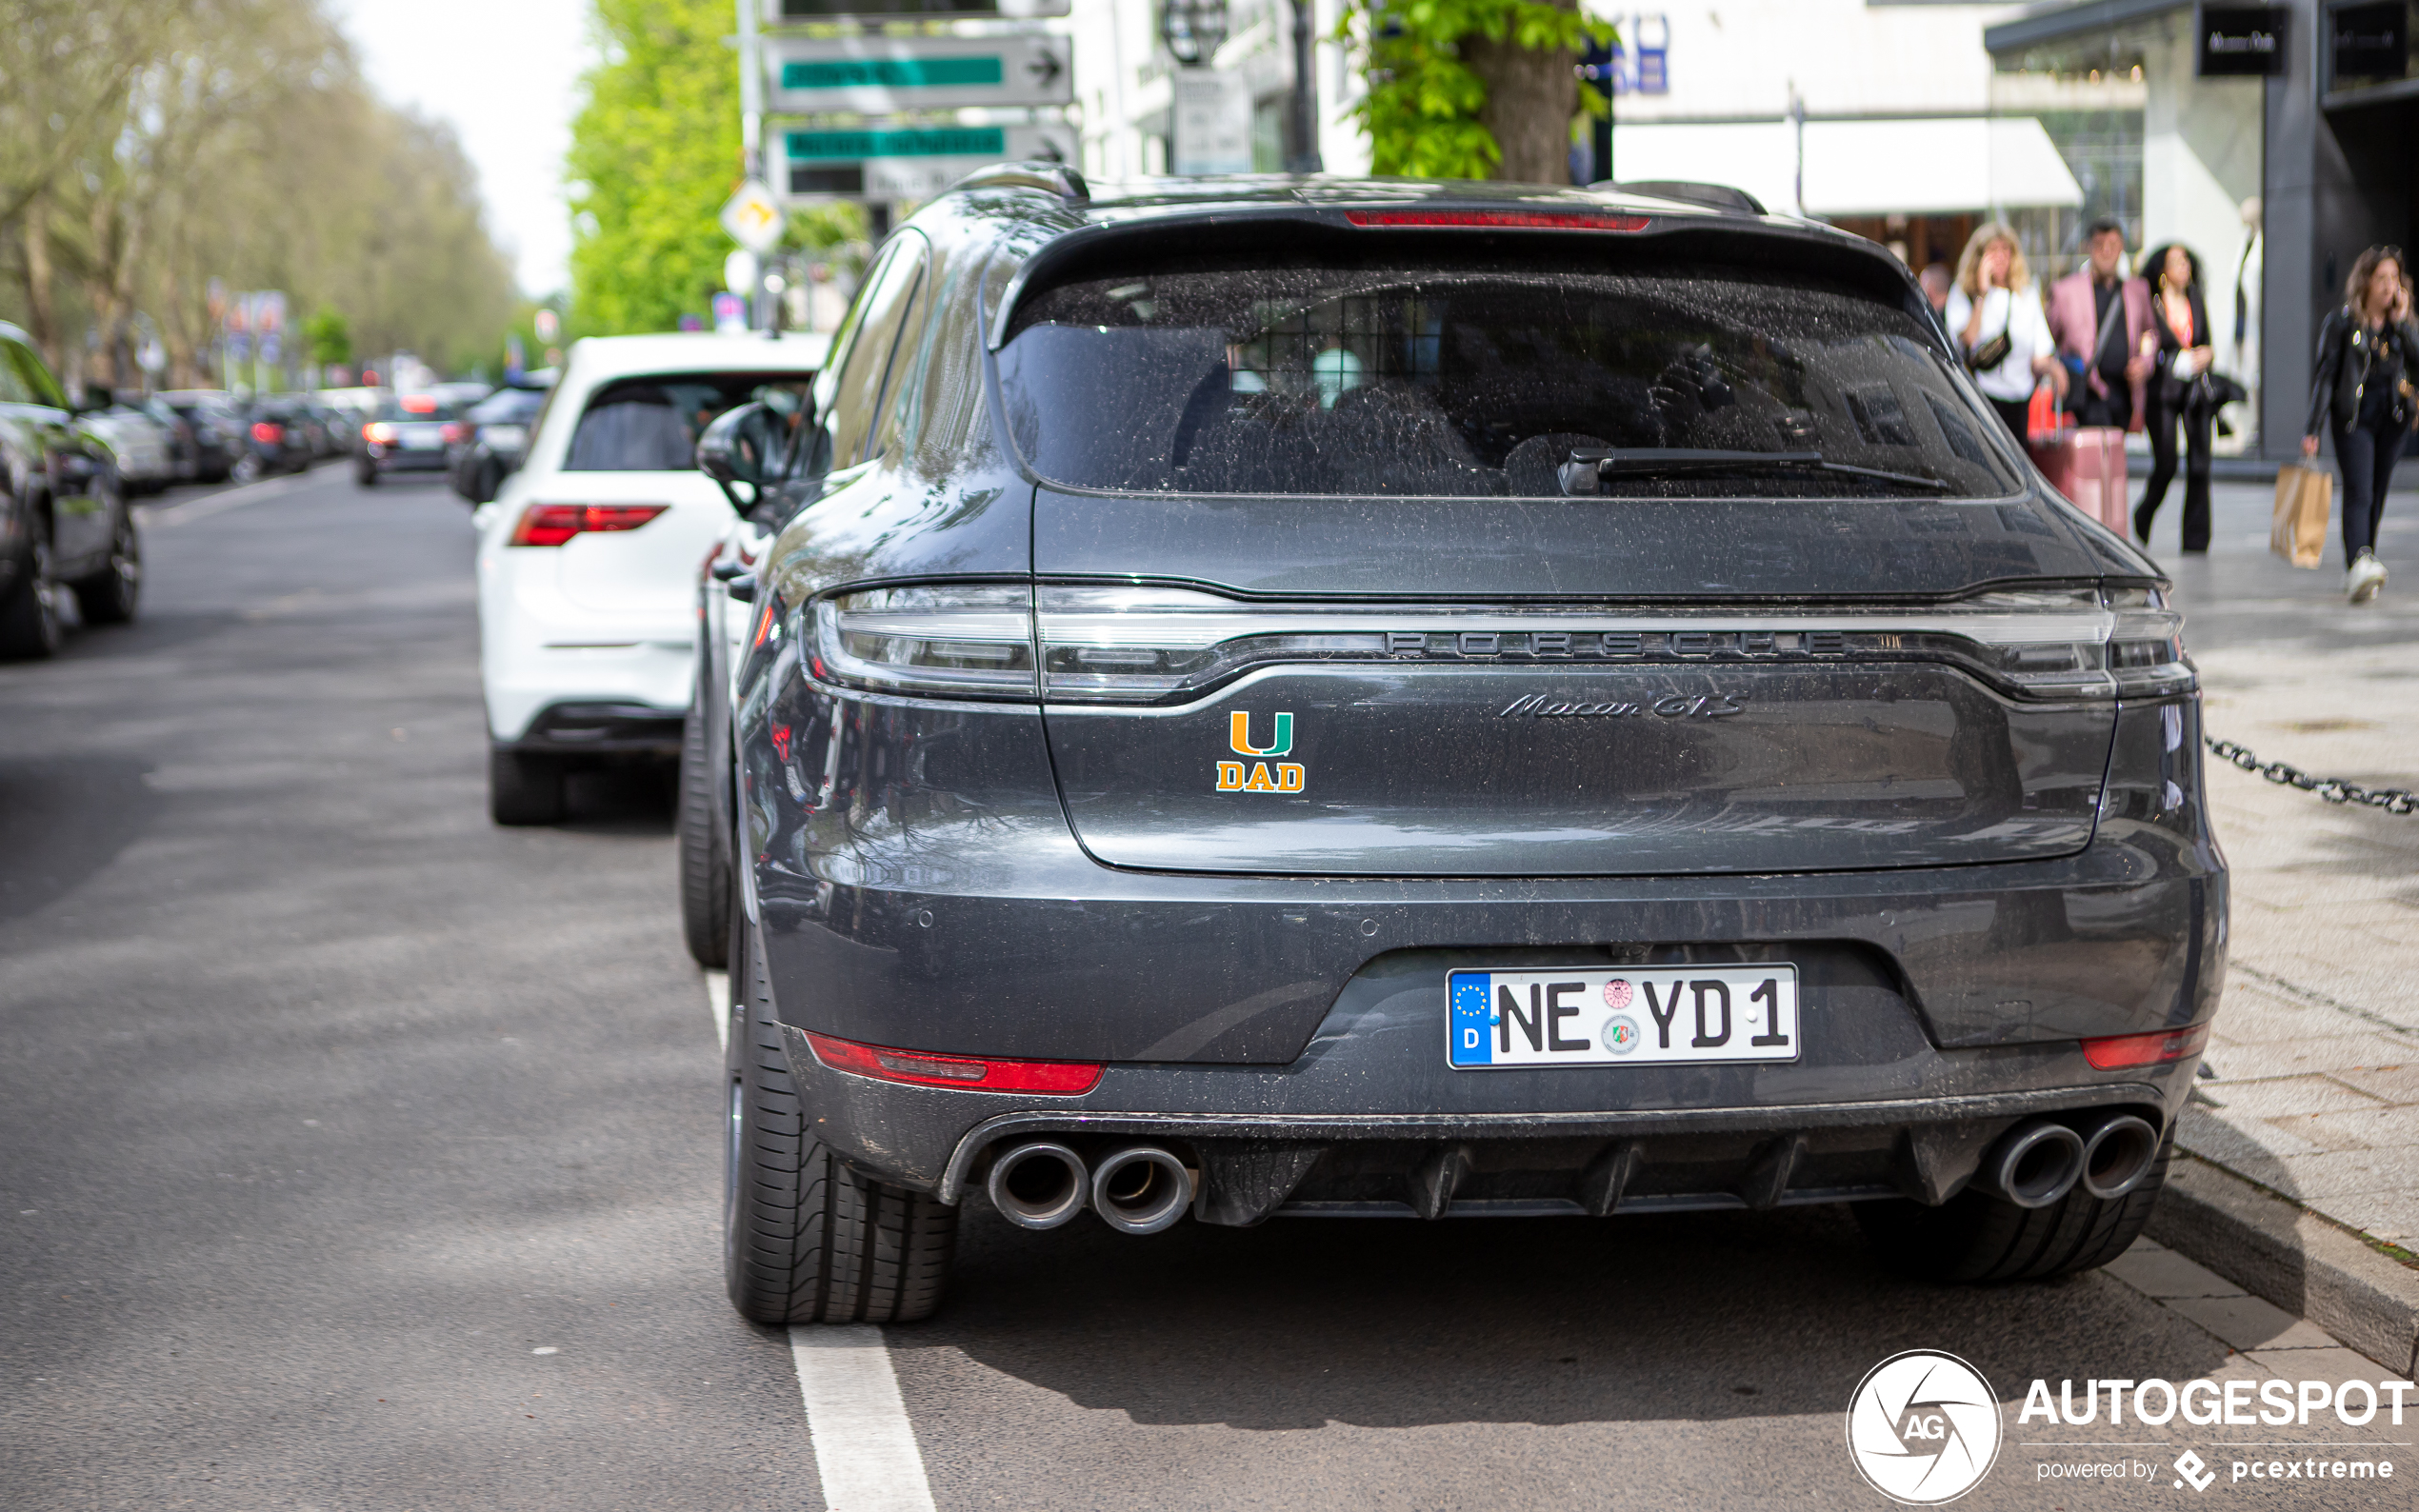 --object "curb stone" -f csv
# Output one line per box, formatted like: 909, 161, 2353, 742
2146, 1152, 2419, 1379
